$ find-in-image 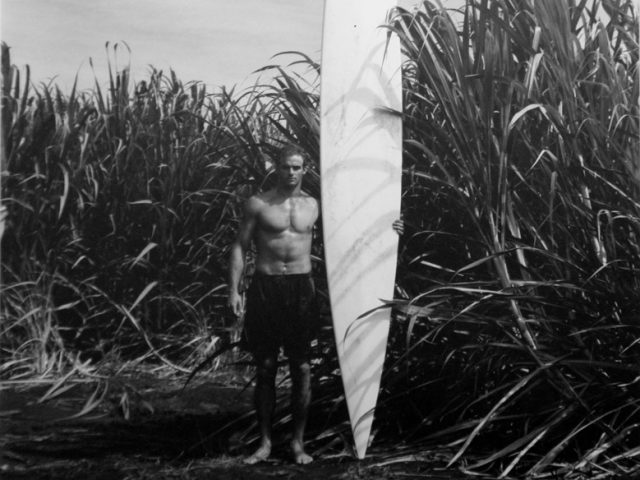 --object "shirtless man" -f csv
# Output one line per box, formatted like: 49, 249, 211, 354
228, 145, 318, 465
